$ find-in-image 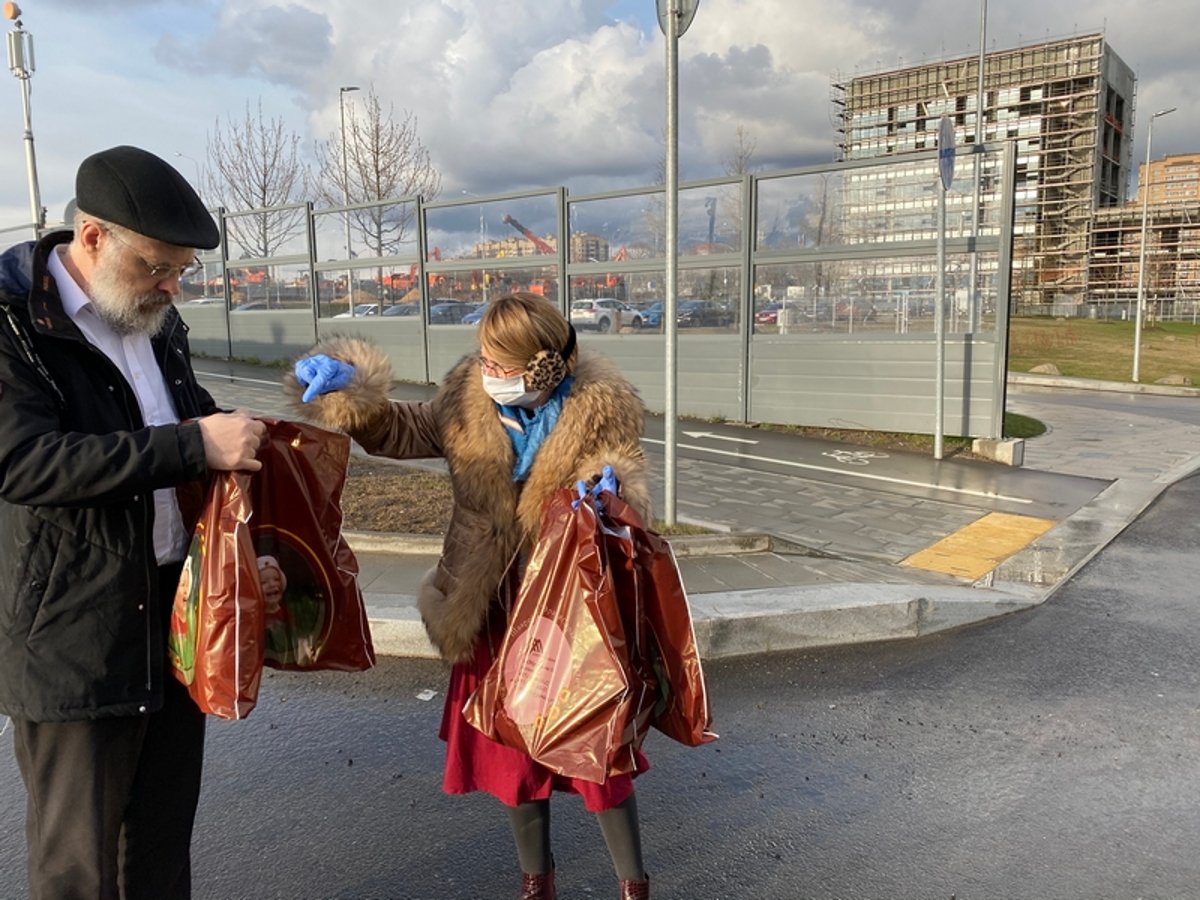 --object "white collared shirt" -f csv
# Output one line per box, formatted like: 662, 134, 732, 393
48, 248, 189, 565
